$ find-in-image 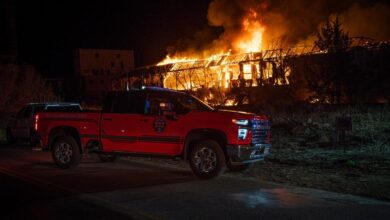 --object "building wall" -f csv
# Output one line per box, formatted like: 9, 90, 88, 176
76, 49, 134, 76
74, 49, 134, 103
